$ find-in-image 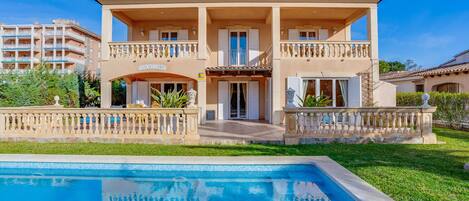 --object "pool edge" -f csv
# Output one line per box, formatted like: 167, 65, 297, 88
0, 154, 393, 201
